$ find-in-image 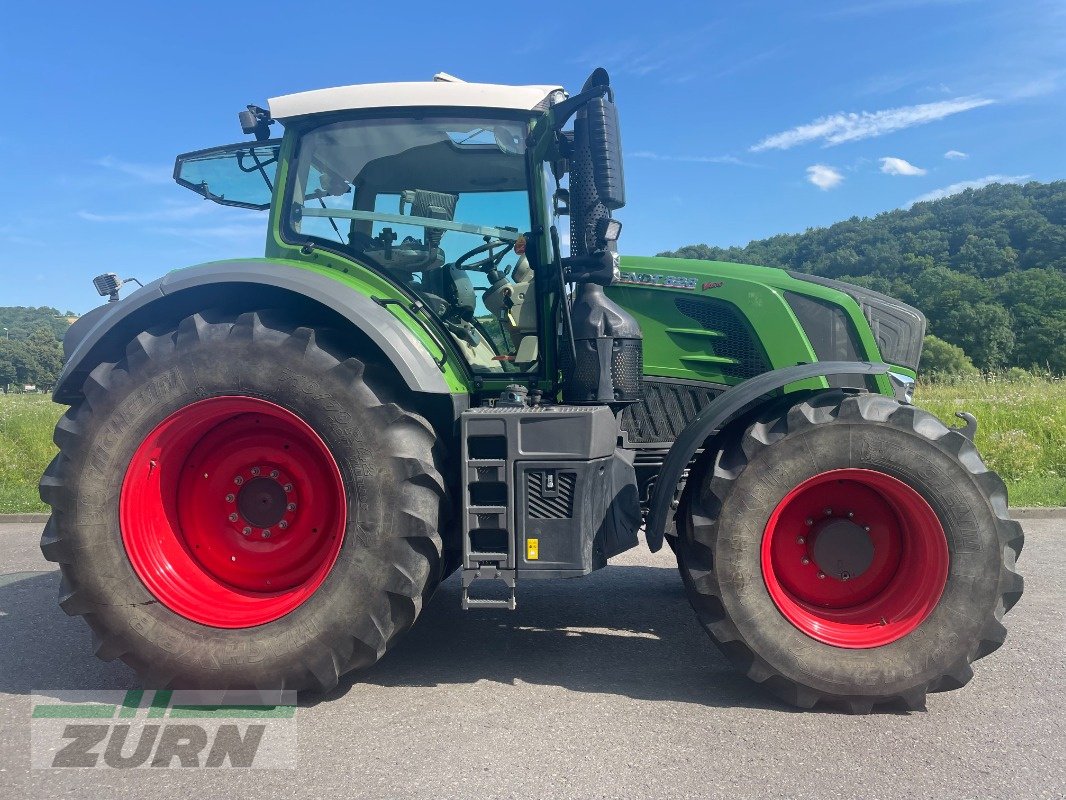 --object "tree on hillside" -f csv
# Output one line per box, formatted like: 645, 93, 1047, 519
0, 306, 73, 341
995, 268, 1066, 373
0, 327, 64, 390
0, 340, 17, 389
23, 327, 64, 388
